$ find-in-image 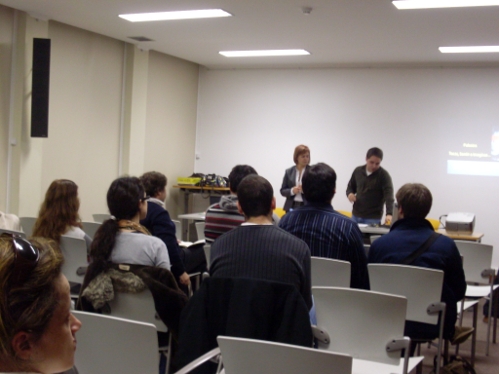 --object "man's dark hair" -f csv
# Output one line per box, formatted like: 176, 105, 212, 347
228, 165, 257, 193
366, 147, 383, 160
396, 183, 432, 219
302, 163, 336, 204
140, 171, 167, 198
237, 175, 273, 218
